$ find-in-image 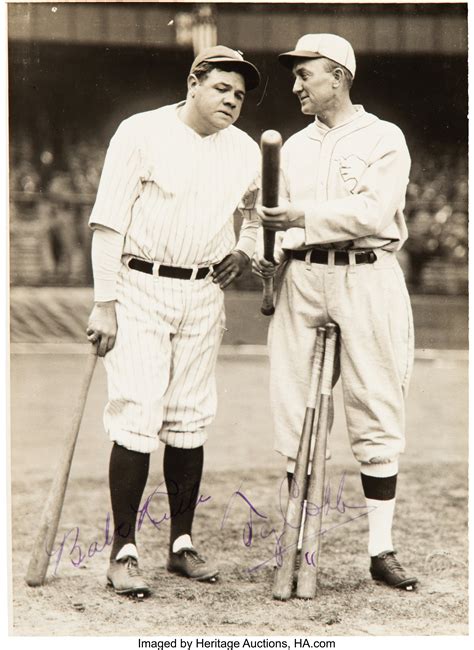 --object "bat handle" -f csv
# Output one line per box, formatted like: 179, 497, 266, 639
296, 324, 339, 600
261, 277, 275, 315
261, 229, 276, 316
